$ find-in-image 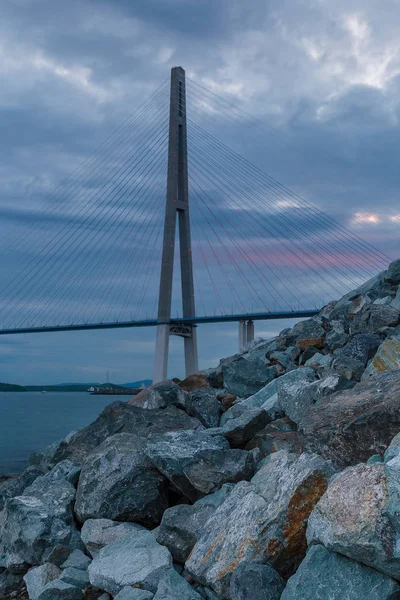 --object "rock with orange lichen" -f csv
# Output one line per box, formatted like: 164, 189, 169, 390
185, 450, 334, 599
307, 462, 400, 580
362, 336, 400, 378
